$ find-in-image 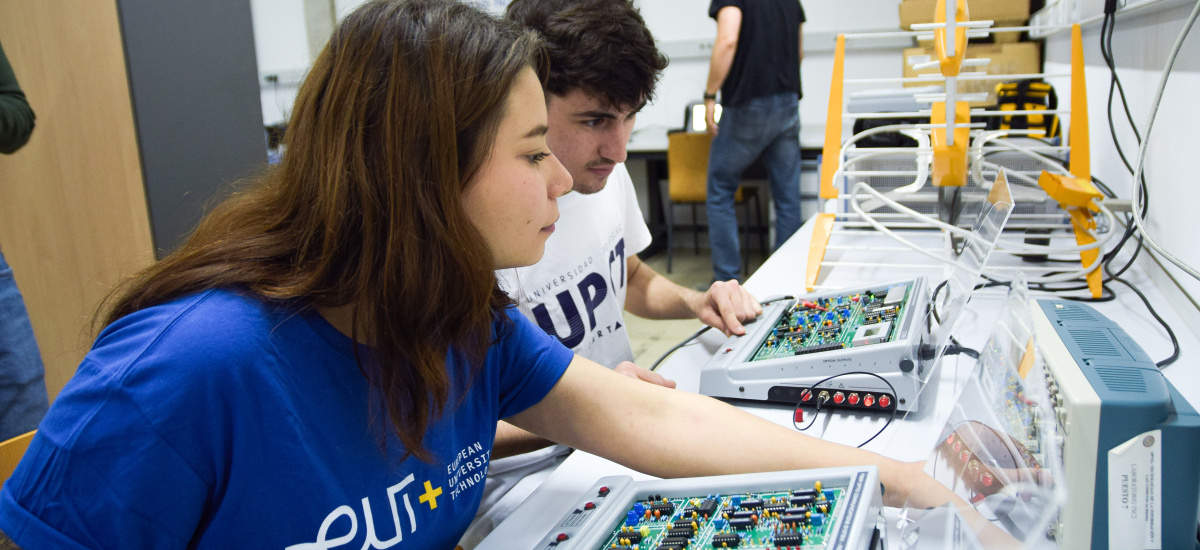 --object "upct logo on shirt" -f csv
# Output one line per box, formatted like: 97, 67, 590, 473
286, 441, 491, 549
527, 237, 627, 349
